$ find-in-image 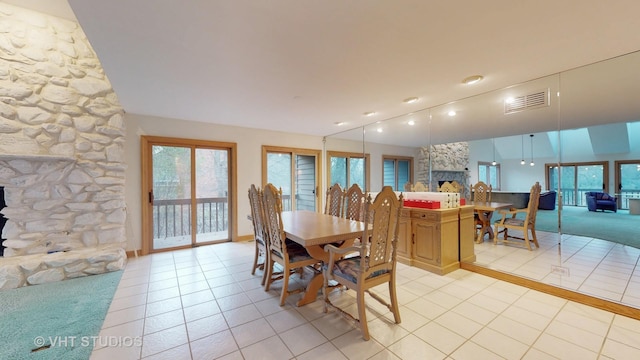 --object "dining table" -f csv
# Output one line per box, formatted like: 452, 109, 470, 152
469, 201, 513, 243
280, 210, 369, 306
